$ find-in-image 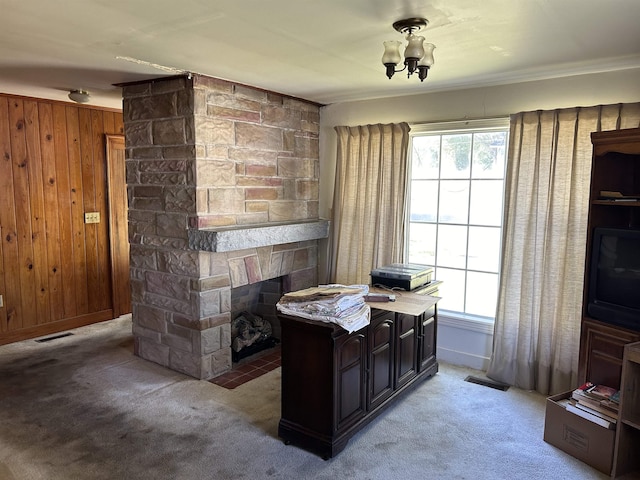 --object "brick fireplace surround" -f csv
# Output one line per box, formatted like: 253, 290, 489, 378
122, 73, 327, 380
